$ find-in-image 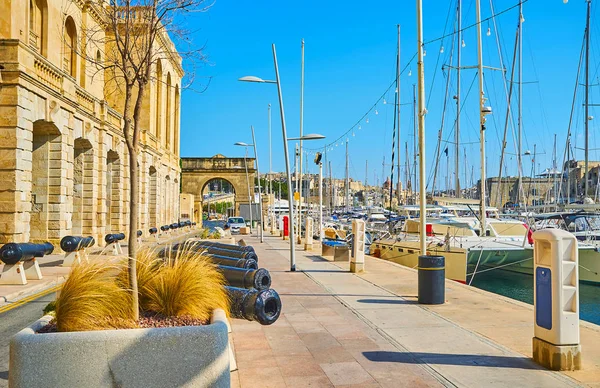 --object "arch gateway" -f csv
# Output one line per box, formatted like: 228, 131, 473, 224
181, 155, 259, 218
